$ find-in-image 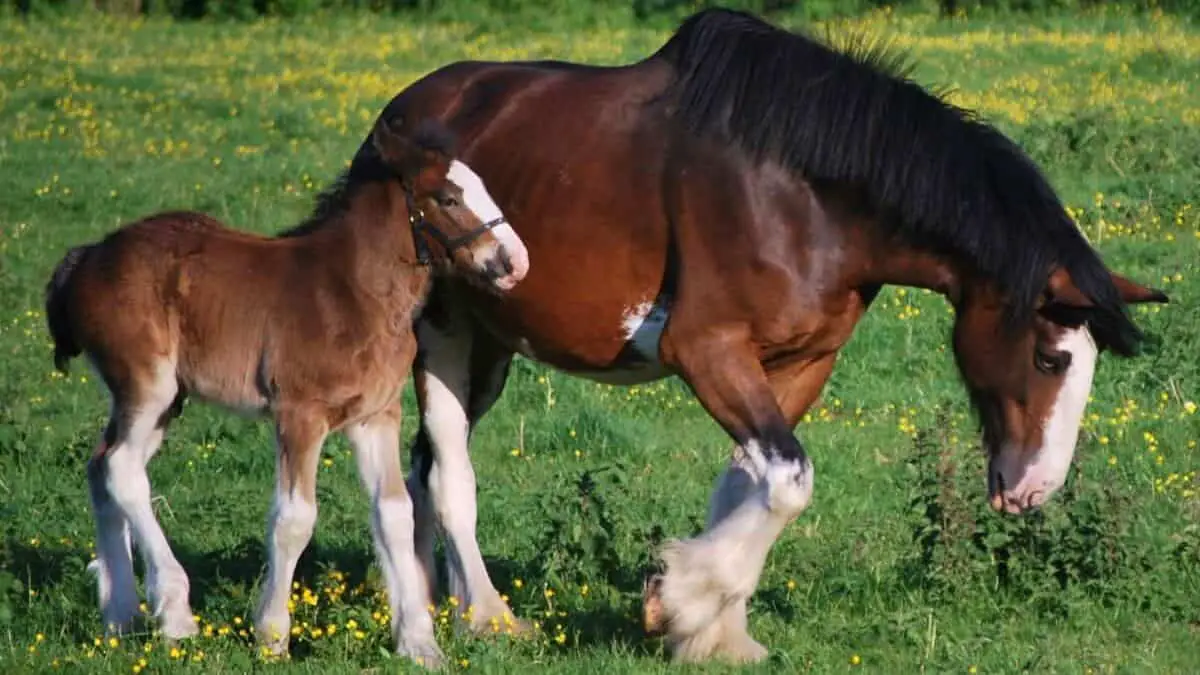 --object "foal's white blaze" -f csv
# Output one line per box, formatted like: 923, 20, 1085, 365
997, 326, 1098, 510
446, 160, 529, 290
